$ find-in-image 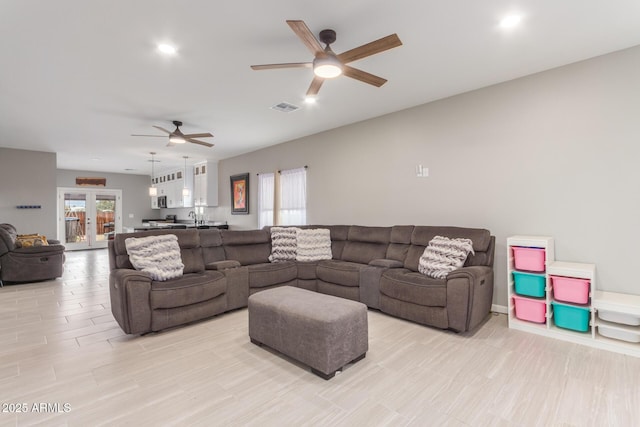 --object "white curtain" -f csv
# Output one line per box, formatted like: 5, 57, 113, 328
257, 172, 274, 229
279, 167, 307, 226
